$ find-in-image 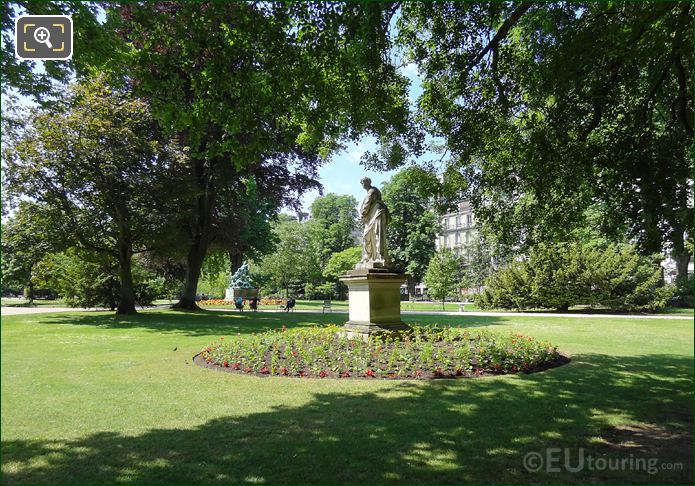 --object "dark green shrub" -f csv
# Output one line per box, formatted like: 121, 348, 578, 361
478, 244, 670, 312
